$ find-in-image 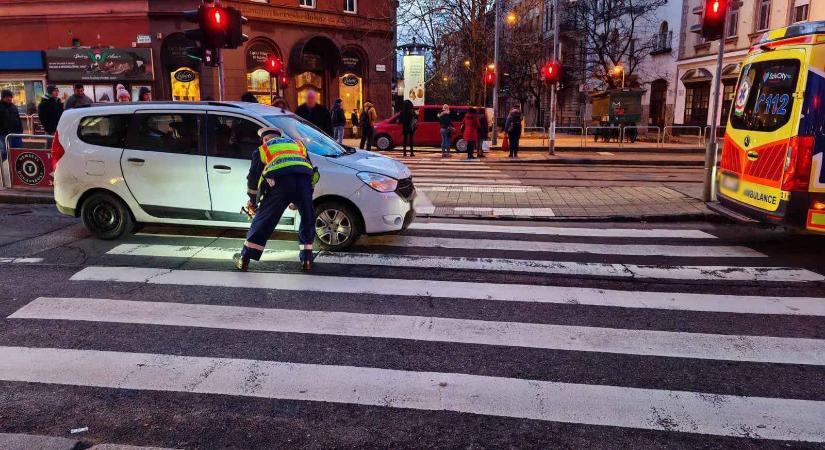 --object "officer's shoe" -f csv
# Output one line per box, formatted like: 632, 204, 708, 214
233, 253, 249, 272
300, 249, 314, 272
